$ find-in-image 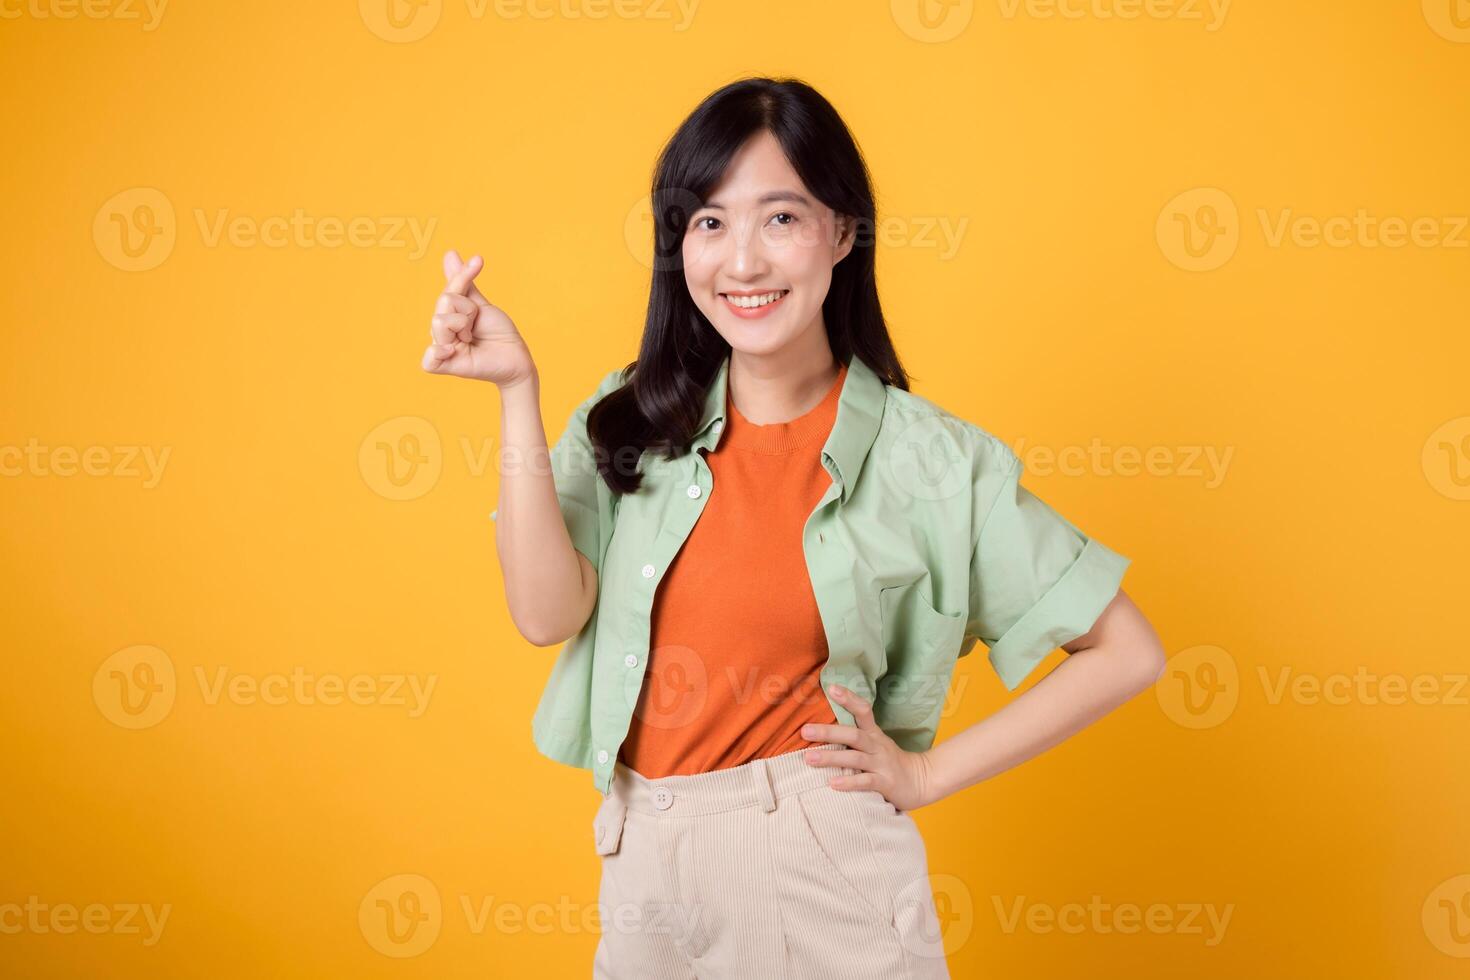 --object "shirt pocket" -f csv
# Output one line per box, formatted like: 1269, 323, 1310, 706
877, 582, 966, 731
878, 581, 966, 667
